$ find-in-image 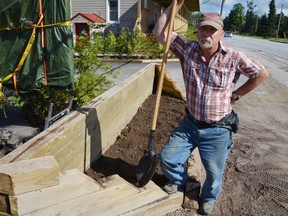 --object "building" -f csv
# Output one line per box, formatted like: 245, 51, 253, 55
71, 12, 106, 39
71, 0, 200, 37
